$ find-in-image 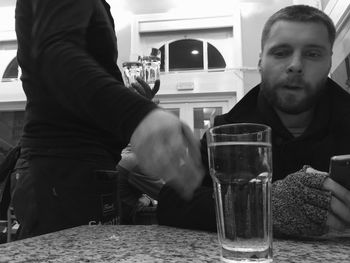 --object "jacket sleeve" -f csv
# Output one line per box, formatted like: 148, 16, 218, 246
29, 0, 156, 140
157, 184, 216, 231
157, 133, 217, 231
